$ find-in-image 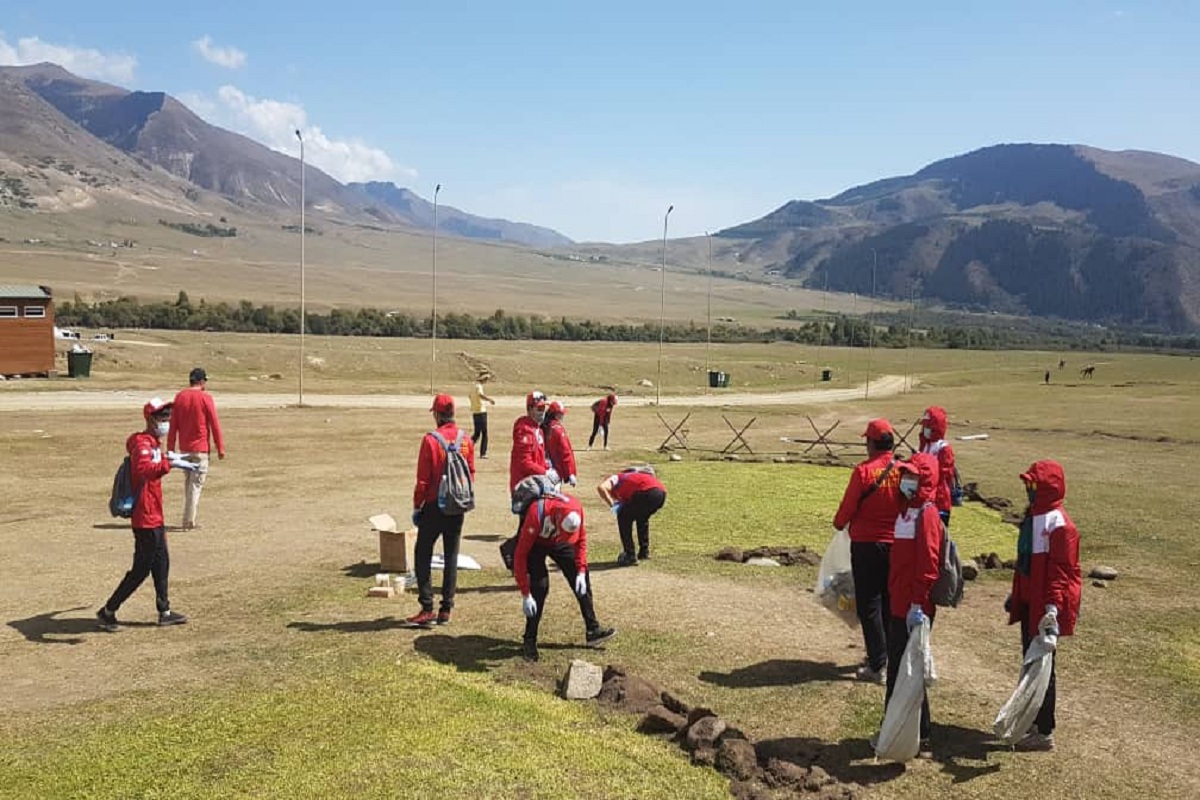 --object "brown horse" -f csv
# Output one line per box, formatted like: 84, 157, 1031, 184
1080, 365, 1095, 379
